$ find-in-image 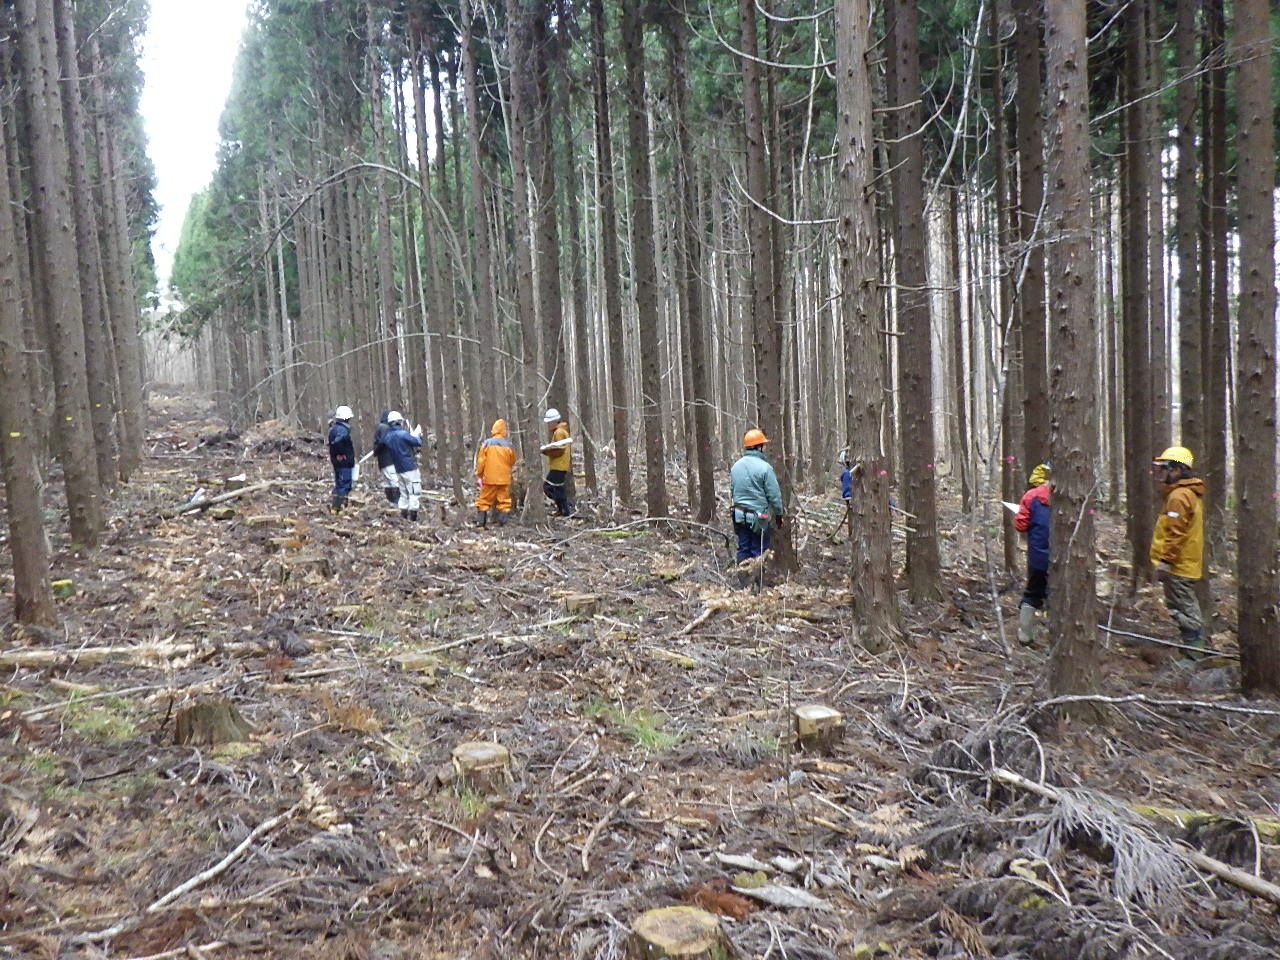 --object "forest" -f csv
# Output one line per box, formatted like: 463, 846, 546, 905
2, 0, 1280, 958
